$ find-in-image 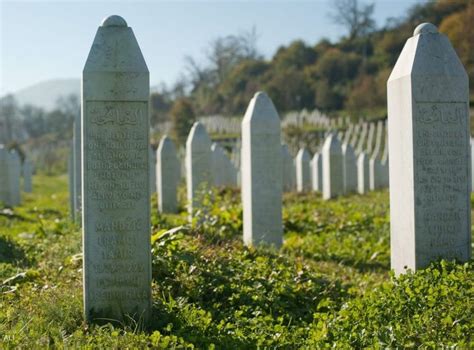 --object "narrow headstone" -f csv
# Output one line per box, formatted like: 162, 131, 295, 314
186, 122, 212, 214
369, 157, 382, 190
242, 92, 282, 247
366, 122, 375, 155
82, 15, 151, 323
211, 143, 225, 187
322, 133, 344, 200
156, 136, 179, 213
388, 23, 471, 274
342, 143, 357, 194
357, 152, 370, 194
68, 143, 75, 219
0, 146, 11, 206
23, 159, 33, 193
8, 151, 21, 206
295, 148, 311, 192
311, 153, 322, 192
